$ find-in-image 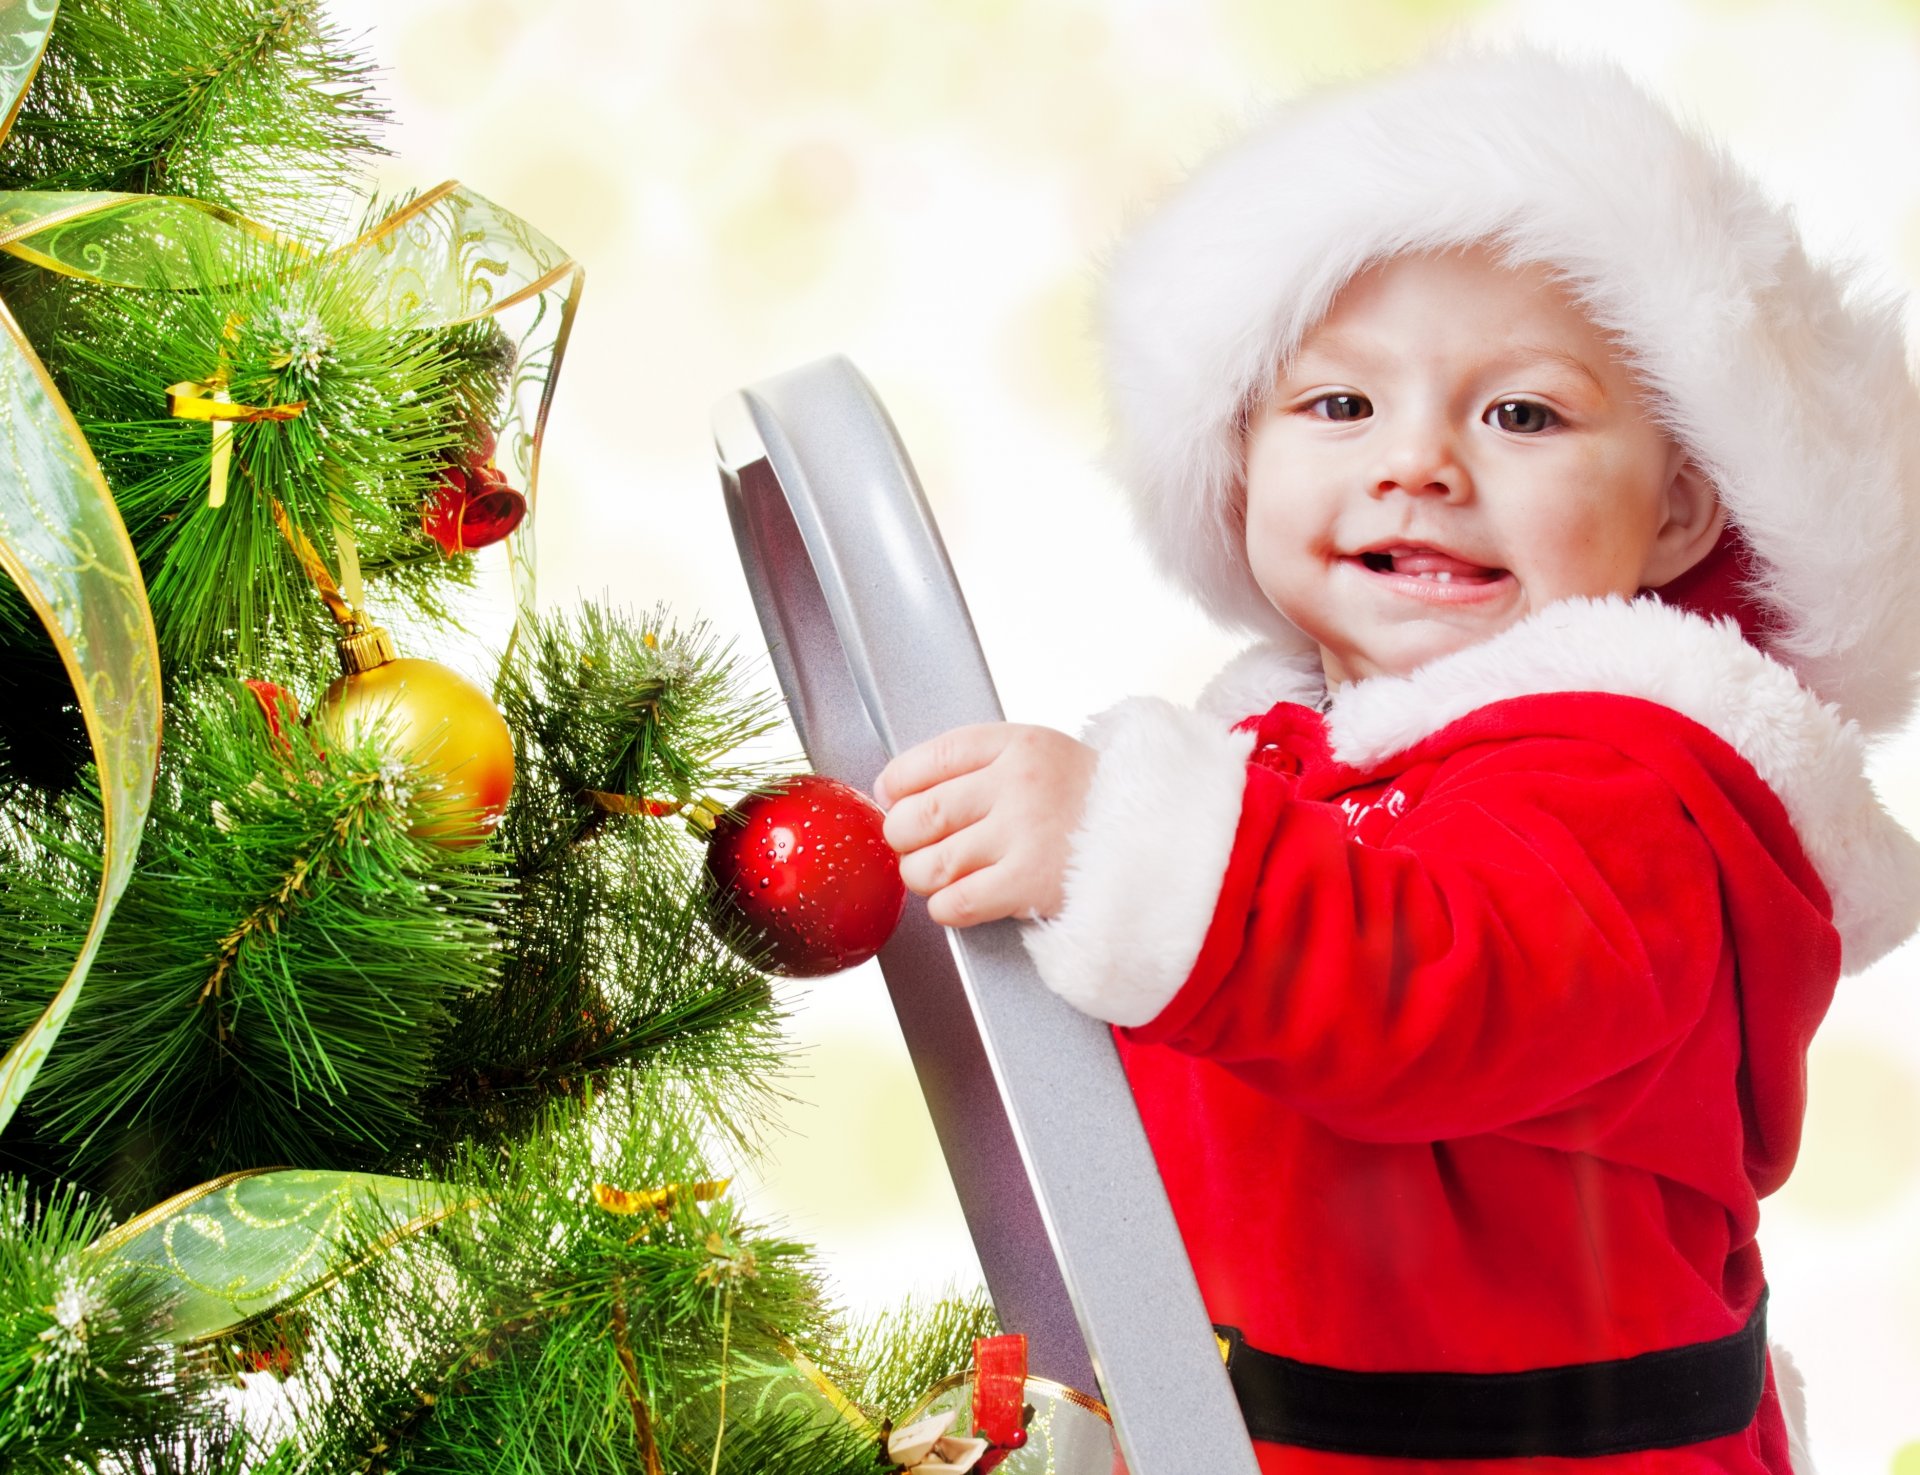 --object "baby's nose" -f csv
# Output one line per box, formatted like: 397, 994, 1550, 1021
1371, 424, 1470, 499
1376, 470, 1465, 498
